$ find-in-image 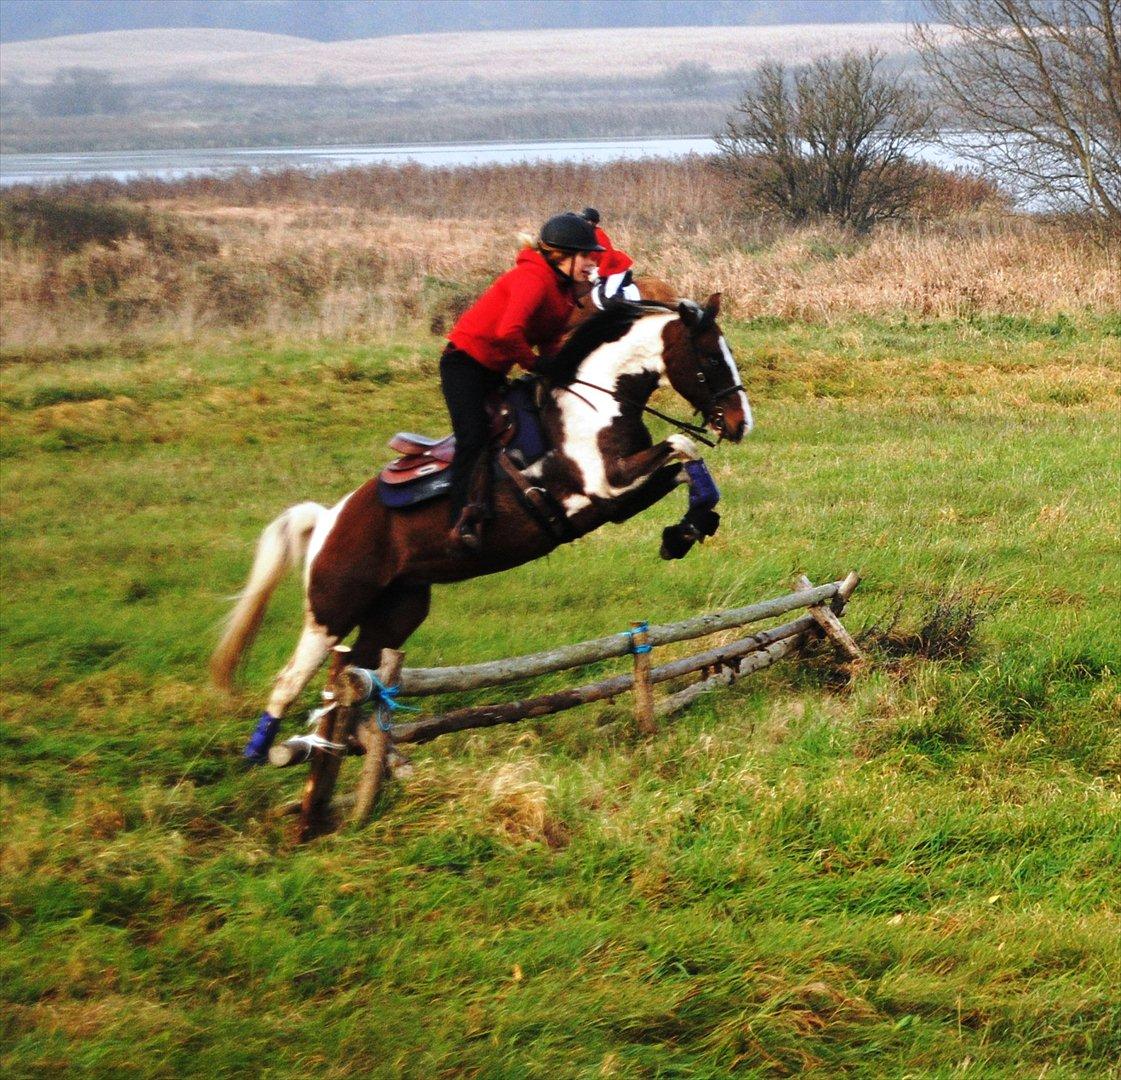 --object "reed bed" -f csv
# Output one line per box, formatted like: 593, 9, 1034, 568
2, 158, 1117, 351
